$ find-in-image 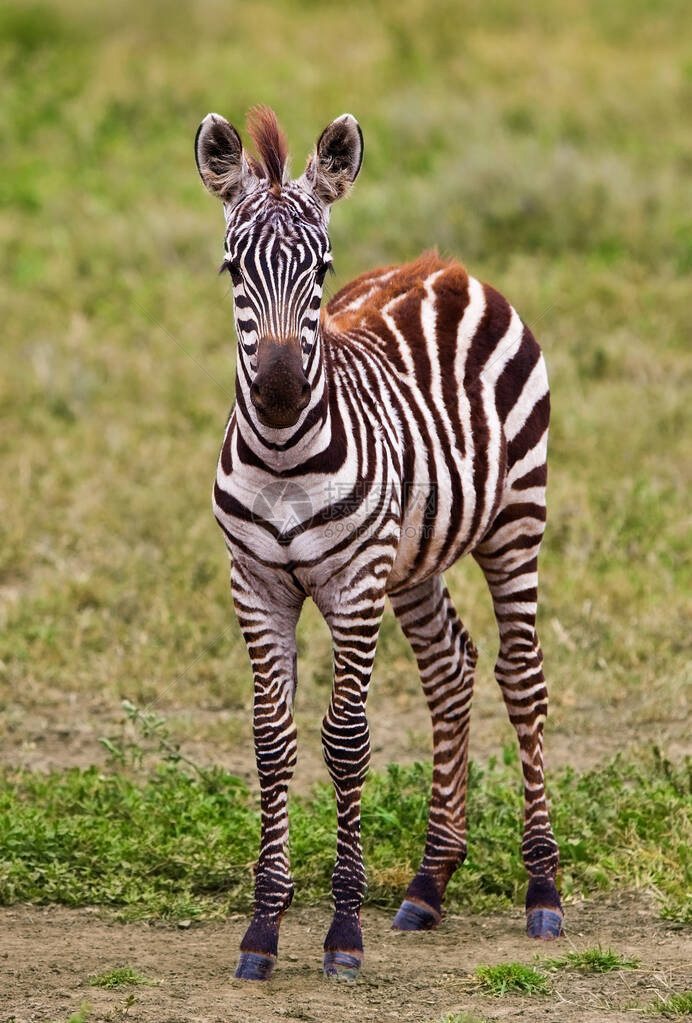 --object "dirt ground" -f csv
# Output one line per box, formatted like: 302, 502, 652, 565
2, 894, 690, 1023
